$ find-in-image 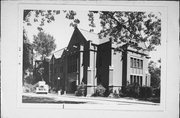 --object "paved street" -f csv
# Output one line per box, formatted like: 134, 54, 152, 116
22, 93, 159, 106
